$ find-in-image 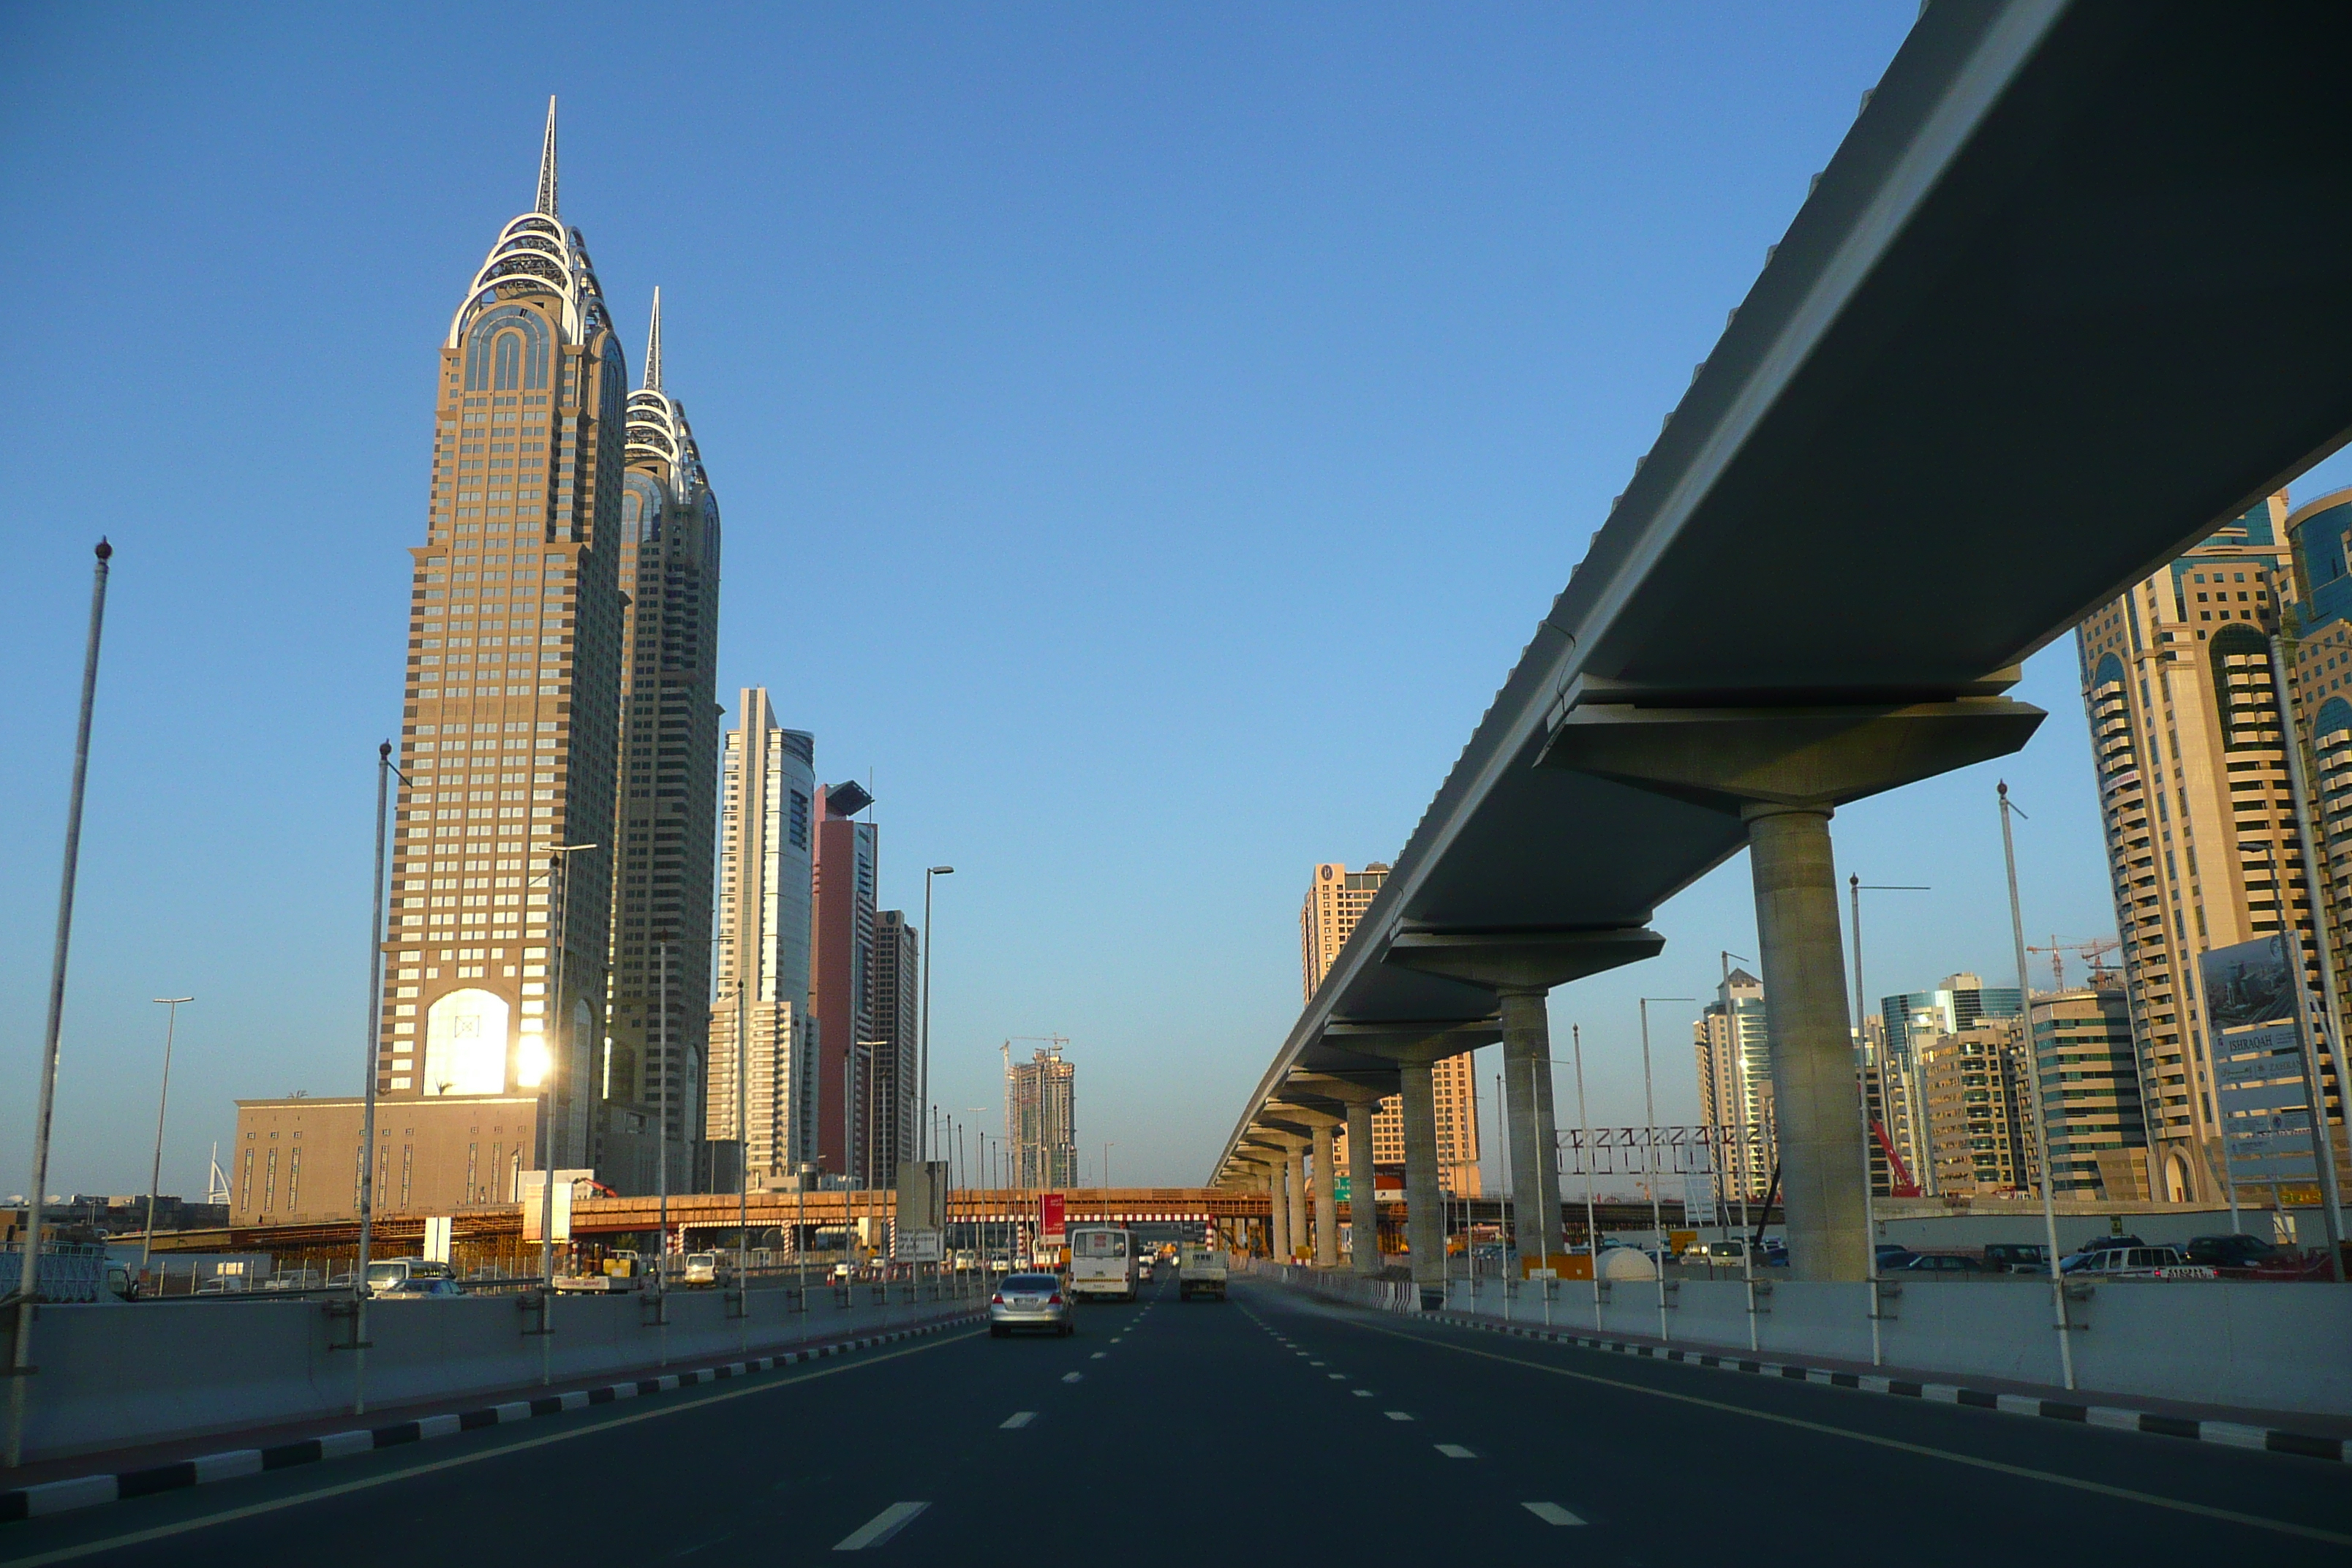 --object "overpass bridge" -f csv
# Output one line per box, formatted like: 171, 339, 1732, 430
1215, 0, 2352, 1290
